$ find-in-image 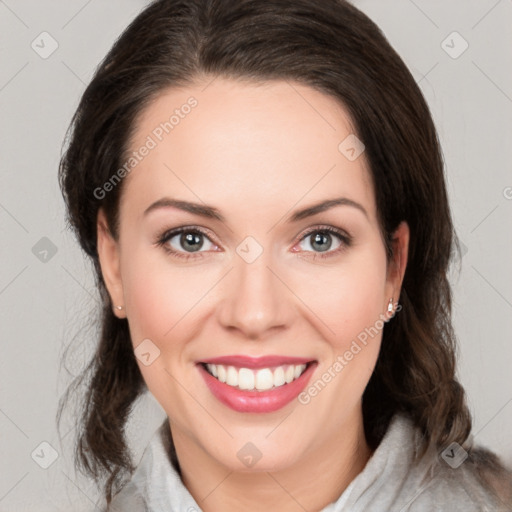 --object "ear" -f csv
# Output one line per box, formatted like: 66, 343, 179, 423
383, 221, 409, 318
97, 208, 126, 318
